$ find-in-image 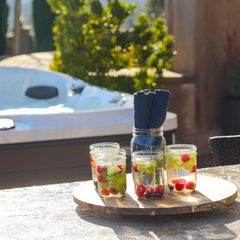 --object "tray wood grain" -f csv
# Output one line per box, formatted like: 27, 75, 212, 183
73, 174, 237, 215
